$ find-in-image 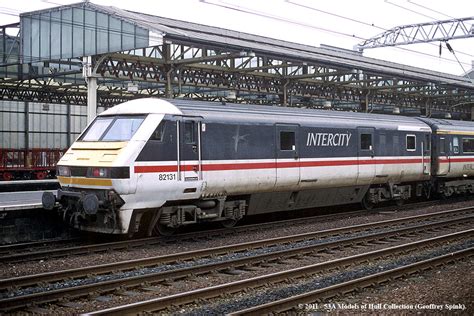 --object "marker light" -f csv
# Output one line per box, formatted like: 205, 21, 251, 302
57, 166, 71, 177
89, 167, 110, 178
